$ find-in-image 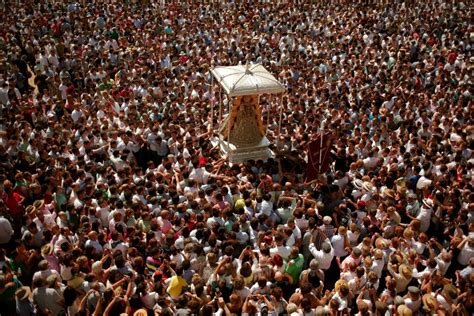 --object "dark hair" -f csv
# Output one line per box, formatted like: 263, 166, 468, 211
63, 286, 77, 307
